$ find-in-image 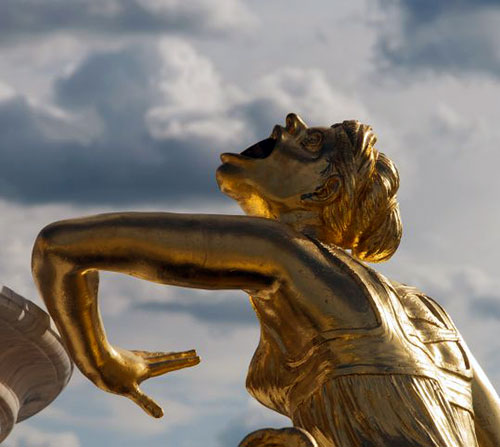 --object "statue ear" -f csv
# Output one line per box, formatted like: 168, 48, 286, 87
301, 176, 341, 205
